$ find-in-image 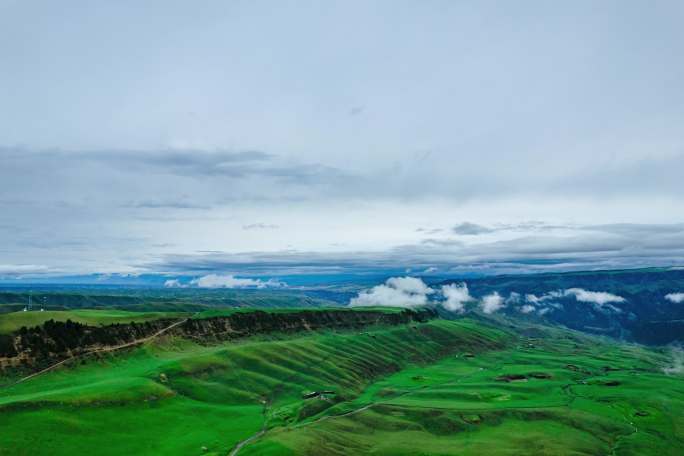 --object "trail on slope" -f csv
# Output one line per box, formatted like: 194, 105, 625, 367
230, 359, 492, 455
7, 315, 194, 387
